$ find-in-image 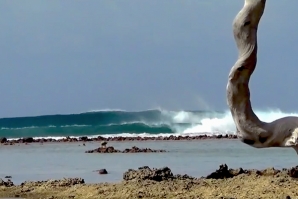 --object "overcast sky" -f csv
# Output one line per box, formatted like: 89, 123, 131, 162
1, 0, 298, 118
